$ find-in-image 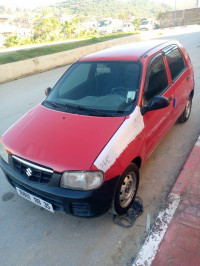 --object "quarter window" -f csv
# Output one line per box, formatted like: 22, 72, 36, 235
144, 55, 168, 103
166, 48, 186, 81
